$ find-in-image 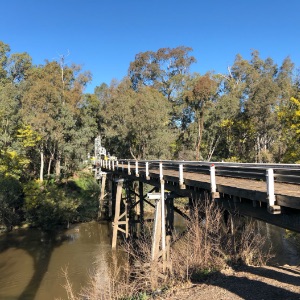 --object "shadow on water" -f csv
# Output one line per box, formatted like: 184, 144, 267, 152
0, 221, 114, 300
0, 227, 70, 300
